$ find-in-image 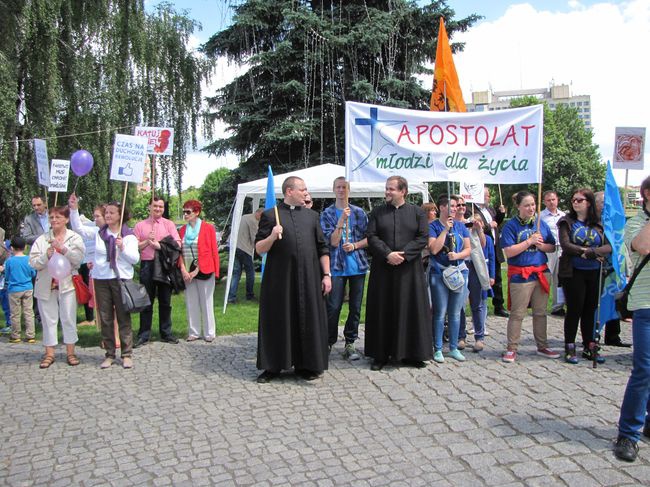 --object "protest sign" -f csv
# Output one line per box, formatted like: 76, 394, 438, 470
458, 181, 485, 203
110, 134, 148, 183
49, 159, 70, 192
345, 102, 543, 184
134, 126, 174, 156
613, 127, 645, 170
34, 139, 50, 186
